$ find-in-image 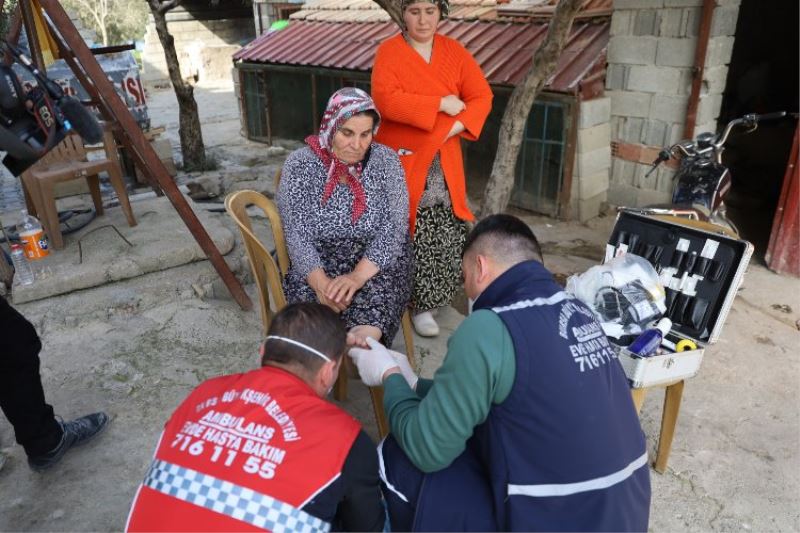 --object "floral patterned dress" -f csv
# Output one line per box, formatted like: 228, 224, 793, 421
277, 144, 413, 345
